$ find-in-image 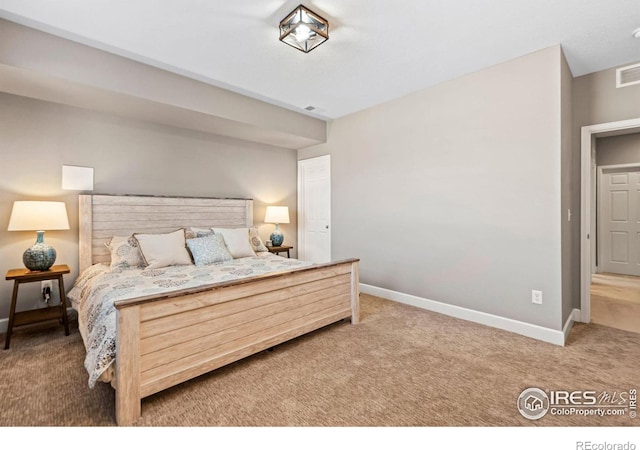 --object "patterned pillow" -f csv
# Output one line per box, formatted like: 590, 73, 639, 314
186, 234, 234, 266
249, 227, 268, 252
105, 235, 145, 270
